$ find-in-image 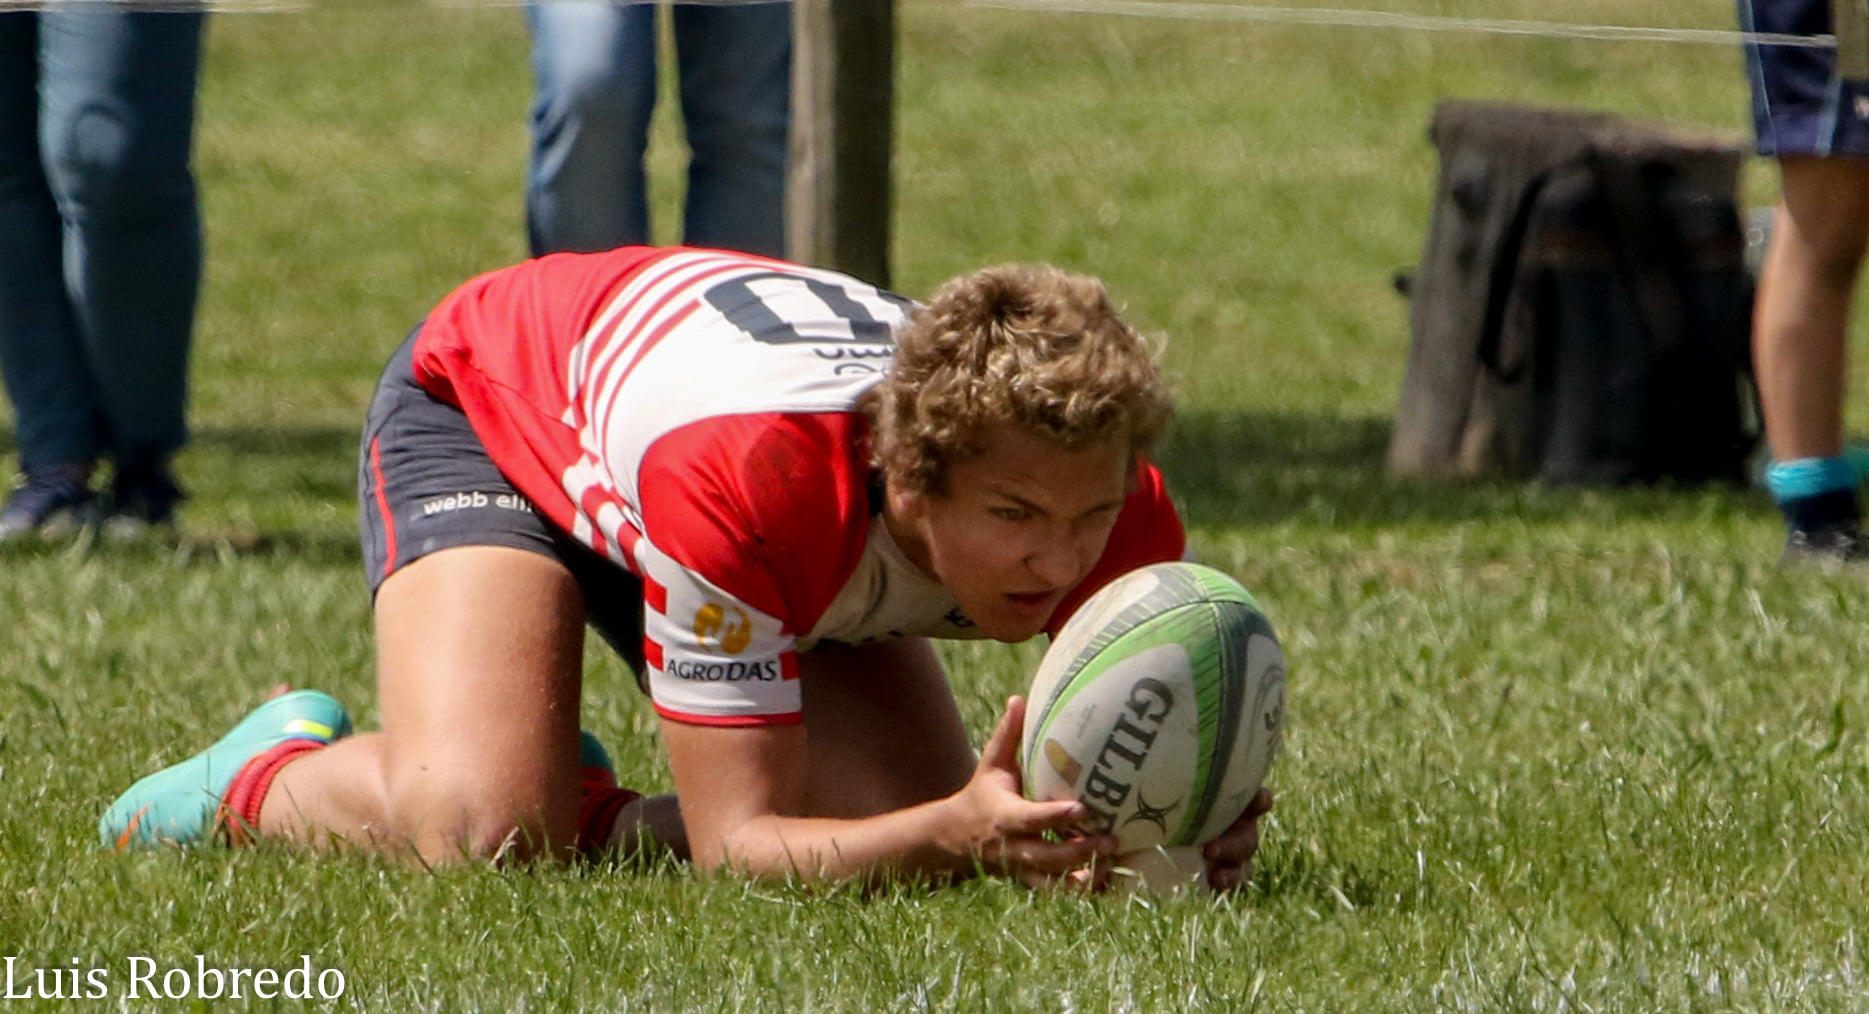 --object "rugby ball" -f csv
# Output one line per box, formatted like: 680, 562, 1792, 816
1021, 561, 1286, 852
